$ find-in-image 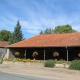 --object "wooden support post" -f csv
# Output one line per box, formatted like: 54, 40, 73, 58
25, 49, 26, 59
66, 47, 68, 62
67, 49, 68, 62
44, 48, 45, 62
